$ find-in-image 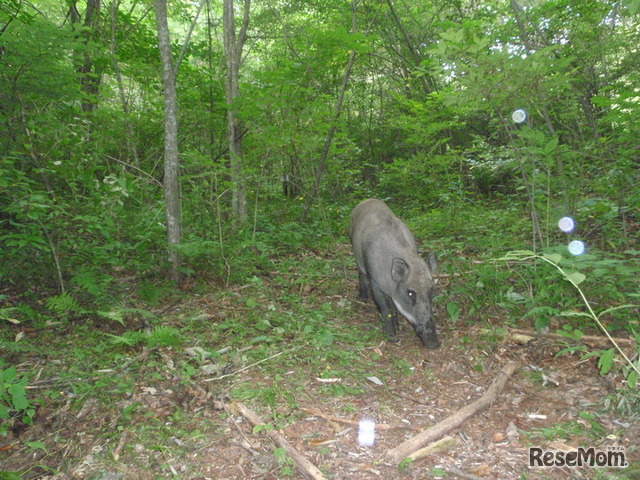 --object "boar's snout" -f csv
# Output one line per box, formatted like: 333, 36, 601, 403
415, 323, 440, 349
422, 335, 441, 349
